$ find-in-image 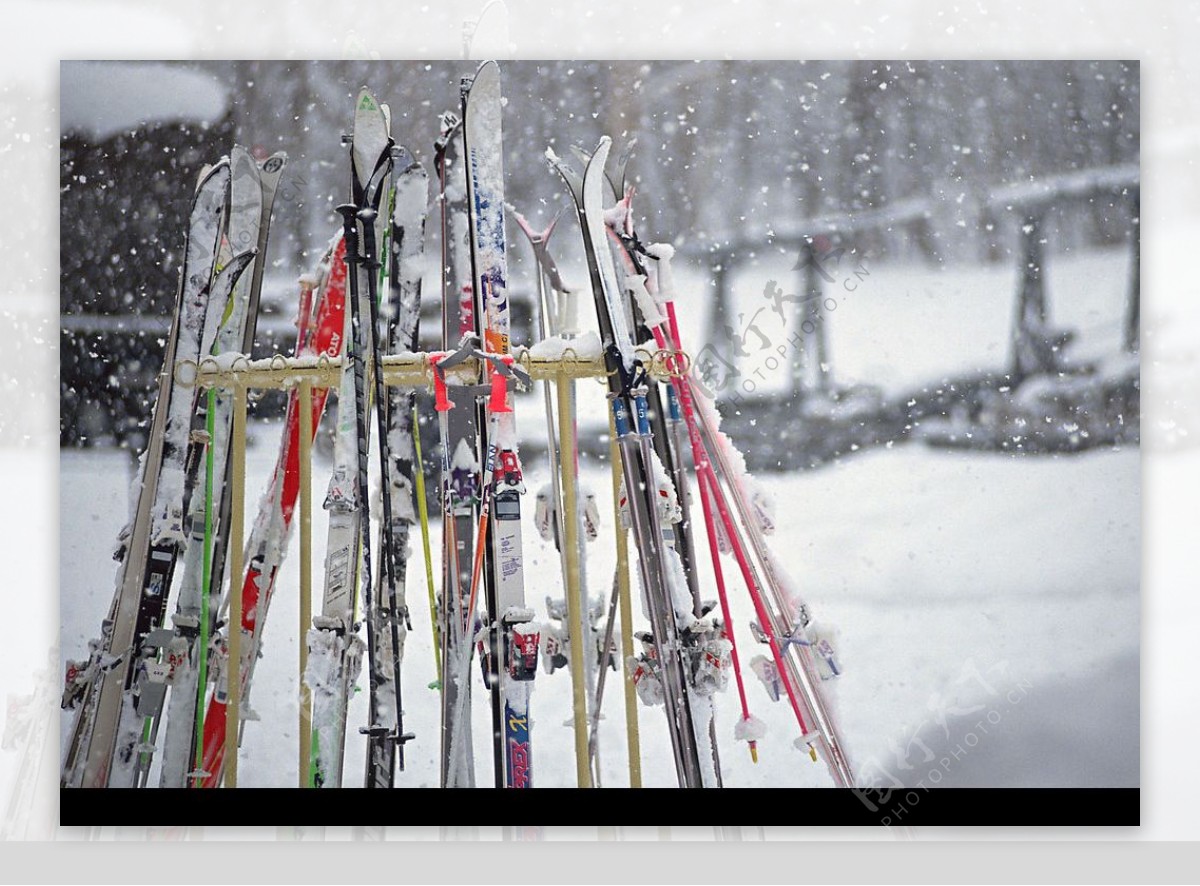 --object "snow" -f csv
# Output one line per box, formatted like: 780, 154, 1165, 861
655, 243, 1134, 404
987, 163, 1139, 210
492, 416, 519, 451
646, 242, 678, 304
451, 438, 478, 471
60, 62, 229, 141
733, 713, 768, 743
624, 273, 666, 328
525, 330, 603, 360
602, 203, 628, 231
60, 416, 1138, 788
